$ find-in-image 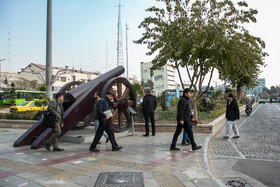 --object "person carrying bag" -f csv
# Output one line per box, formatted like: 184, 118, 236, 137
44, 92, 64, 152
